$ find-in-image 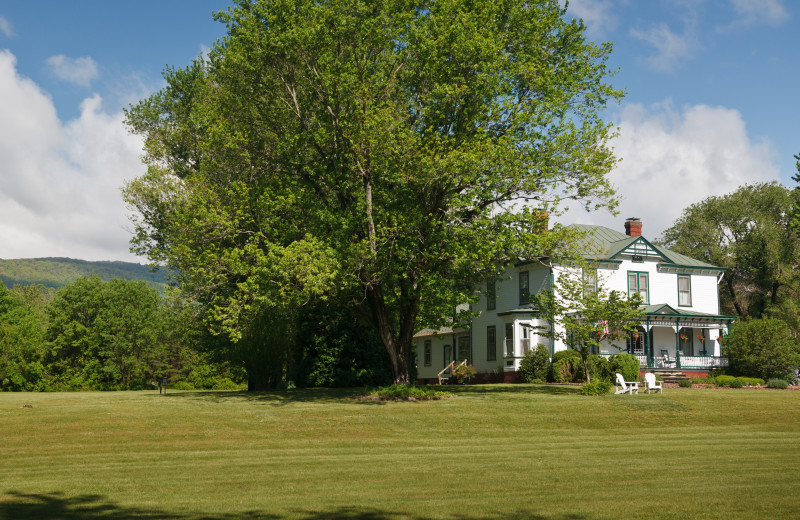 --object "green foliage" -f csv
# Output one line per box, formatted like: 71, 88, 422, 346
552, 349, 582, 364
659, 183, 800, 319
124, 0, 624, 384
580, 380, 611, 395
171, 381, 195, 390
373, 385, 452, 399
715, 375, 764, 387
296, 304, 392, 388
587, 354, 612, 383
551, 358, 577, 383
767, 378, 789, 389
729, 378, 744, 389
723, 318, 800, 381
452, 364, 477, 384
0, 257, 168, 292
535, 269, 643, 383
0, 283, 48, 391
678, 379, 692, 388
609, 353, 640, 382
519, 344, 550, 383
